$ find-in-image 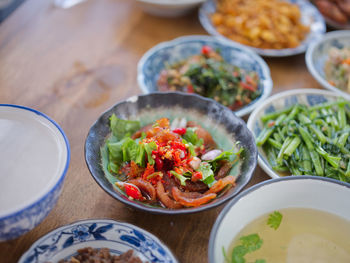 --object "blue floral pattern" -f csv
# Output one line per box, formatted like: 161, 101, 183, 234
199, 0, 326, 57
19, 219, 177, 263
